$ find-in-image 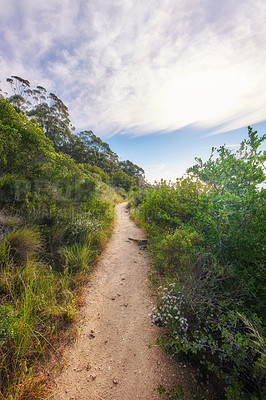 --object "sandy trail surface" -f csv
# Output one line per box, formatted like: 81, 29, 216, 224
52, 202, 183, 400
